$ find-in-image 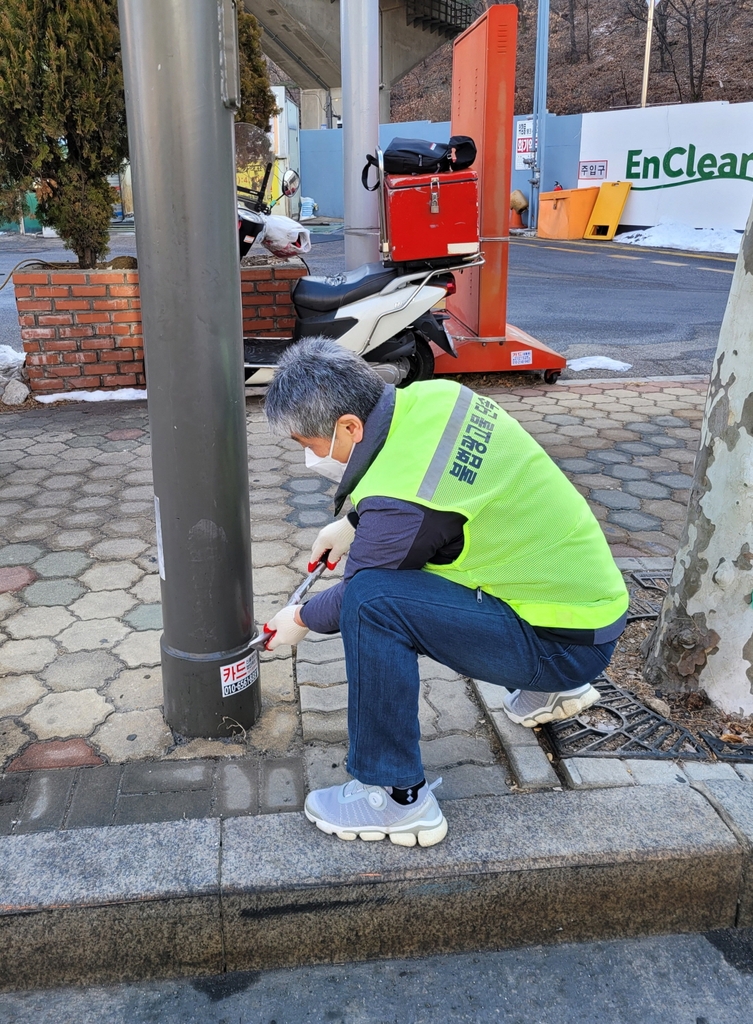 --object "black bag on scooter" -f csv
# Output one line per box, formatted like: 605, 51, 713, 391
361, 135, 476, 189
